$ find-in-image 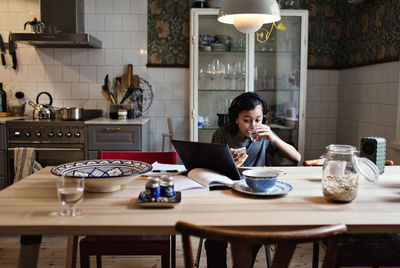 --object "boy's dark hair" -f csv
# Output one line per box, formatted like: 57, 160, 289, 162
226, 92, 267, 135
